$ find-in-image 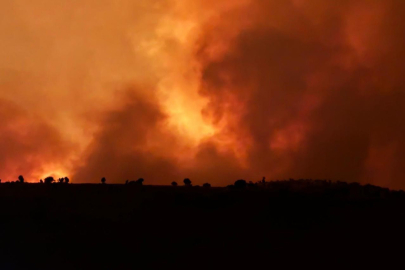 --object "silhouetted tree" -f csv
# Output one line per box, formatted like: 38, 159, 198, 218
171, 181, 178, 186
262, 177, 266, 184
18, 175, 24, 183
128, 179, 144, 186
64, 177, 69, 184
101, 177, 106, 184
58, 178, 64, 183
234, 179, 247, 189
40, 179, 43, 184
125, 180, 129, 185
183, 178, 192, 186
203, 183, 211, 188
136, 178, 144, 185
44, 177, 55, 184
